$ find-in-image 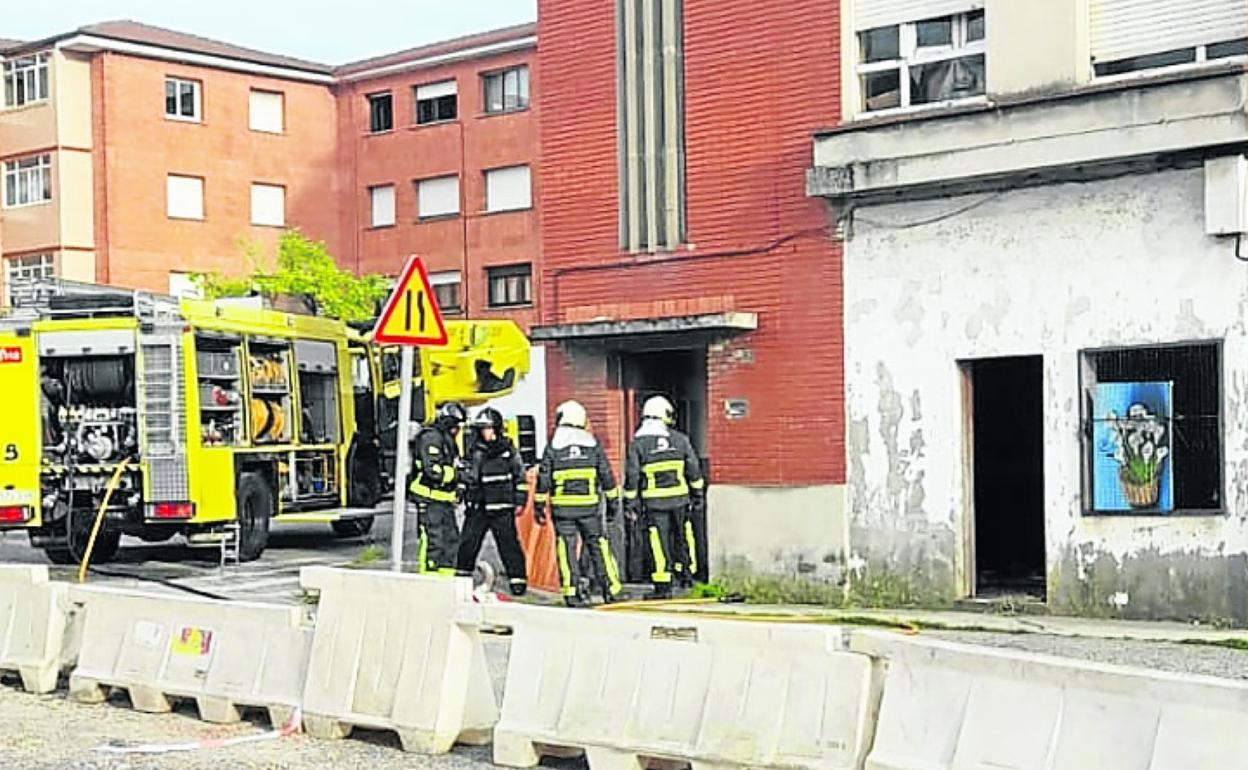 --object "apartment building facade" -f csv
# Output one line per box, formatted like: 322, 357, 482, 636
810, 0, 1248, 619
0, 24, 339, 302
533, 0, 845, 582
0, 22, 538, 330
334, 25, 539, 327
